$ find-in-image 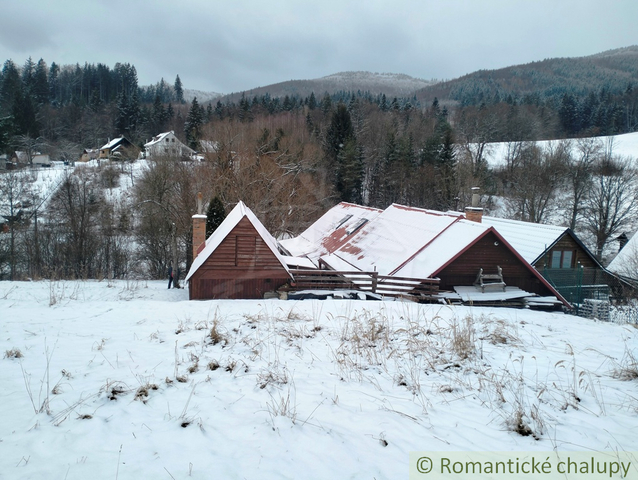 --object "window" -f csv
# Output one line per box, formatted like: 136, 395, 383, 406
346, 218, 368, 235
550, 250, 574, 268
334, 214, 353, 230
